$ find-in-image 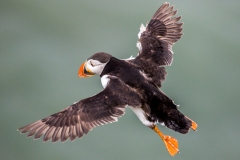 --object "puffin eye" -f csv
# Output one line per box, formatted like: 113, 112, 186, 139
90, 61, 94, 67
